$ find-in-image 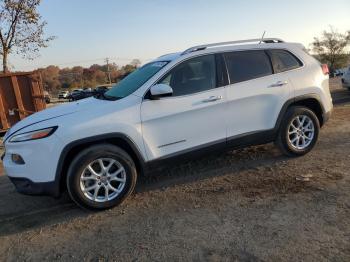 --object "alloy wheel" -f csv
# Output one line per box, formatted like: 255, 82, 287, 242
79, 158, 126, 202
287, 115, 315, 150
